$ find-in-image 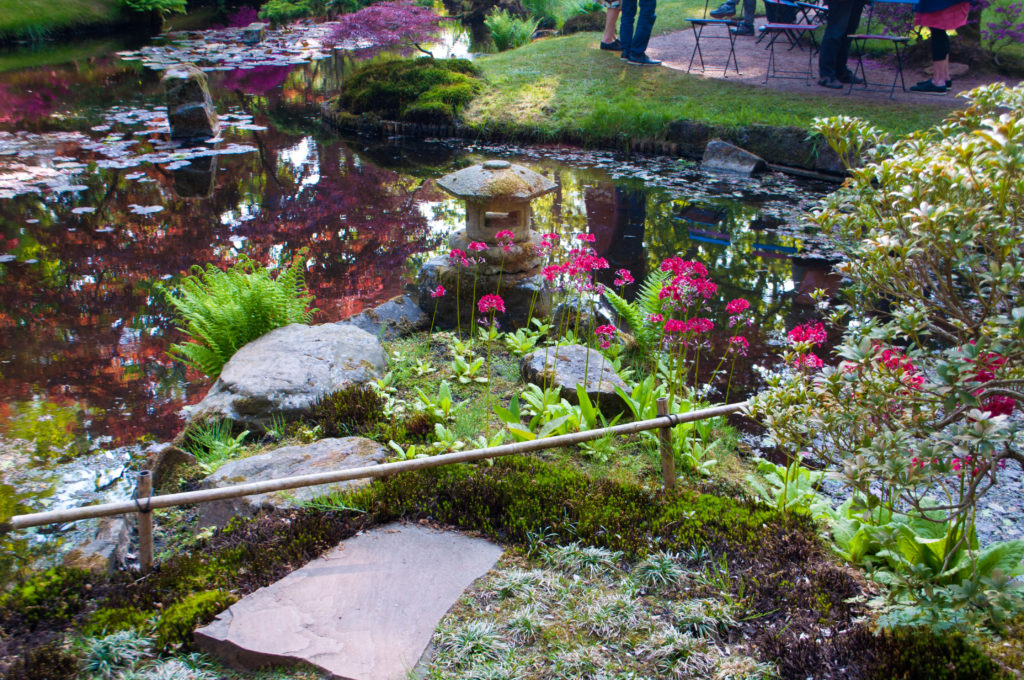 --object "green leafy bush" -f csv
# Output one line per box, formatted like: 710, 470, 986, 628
164, 252, 315, 379
340, 57, 482, 124
0, 566, 91, 629
121, 0, 187, 14
750, 83, 1024, 631
484, 9, 538, 51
